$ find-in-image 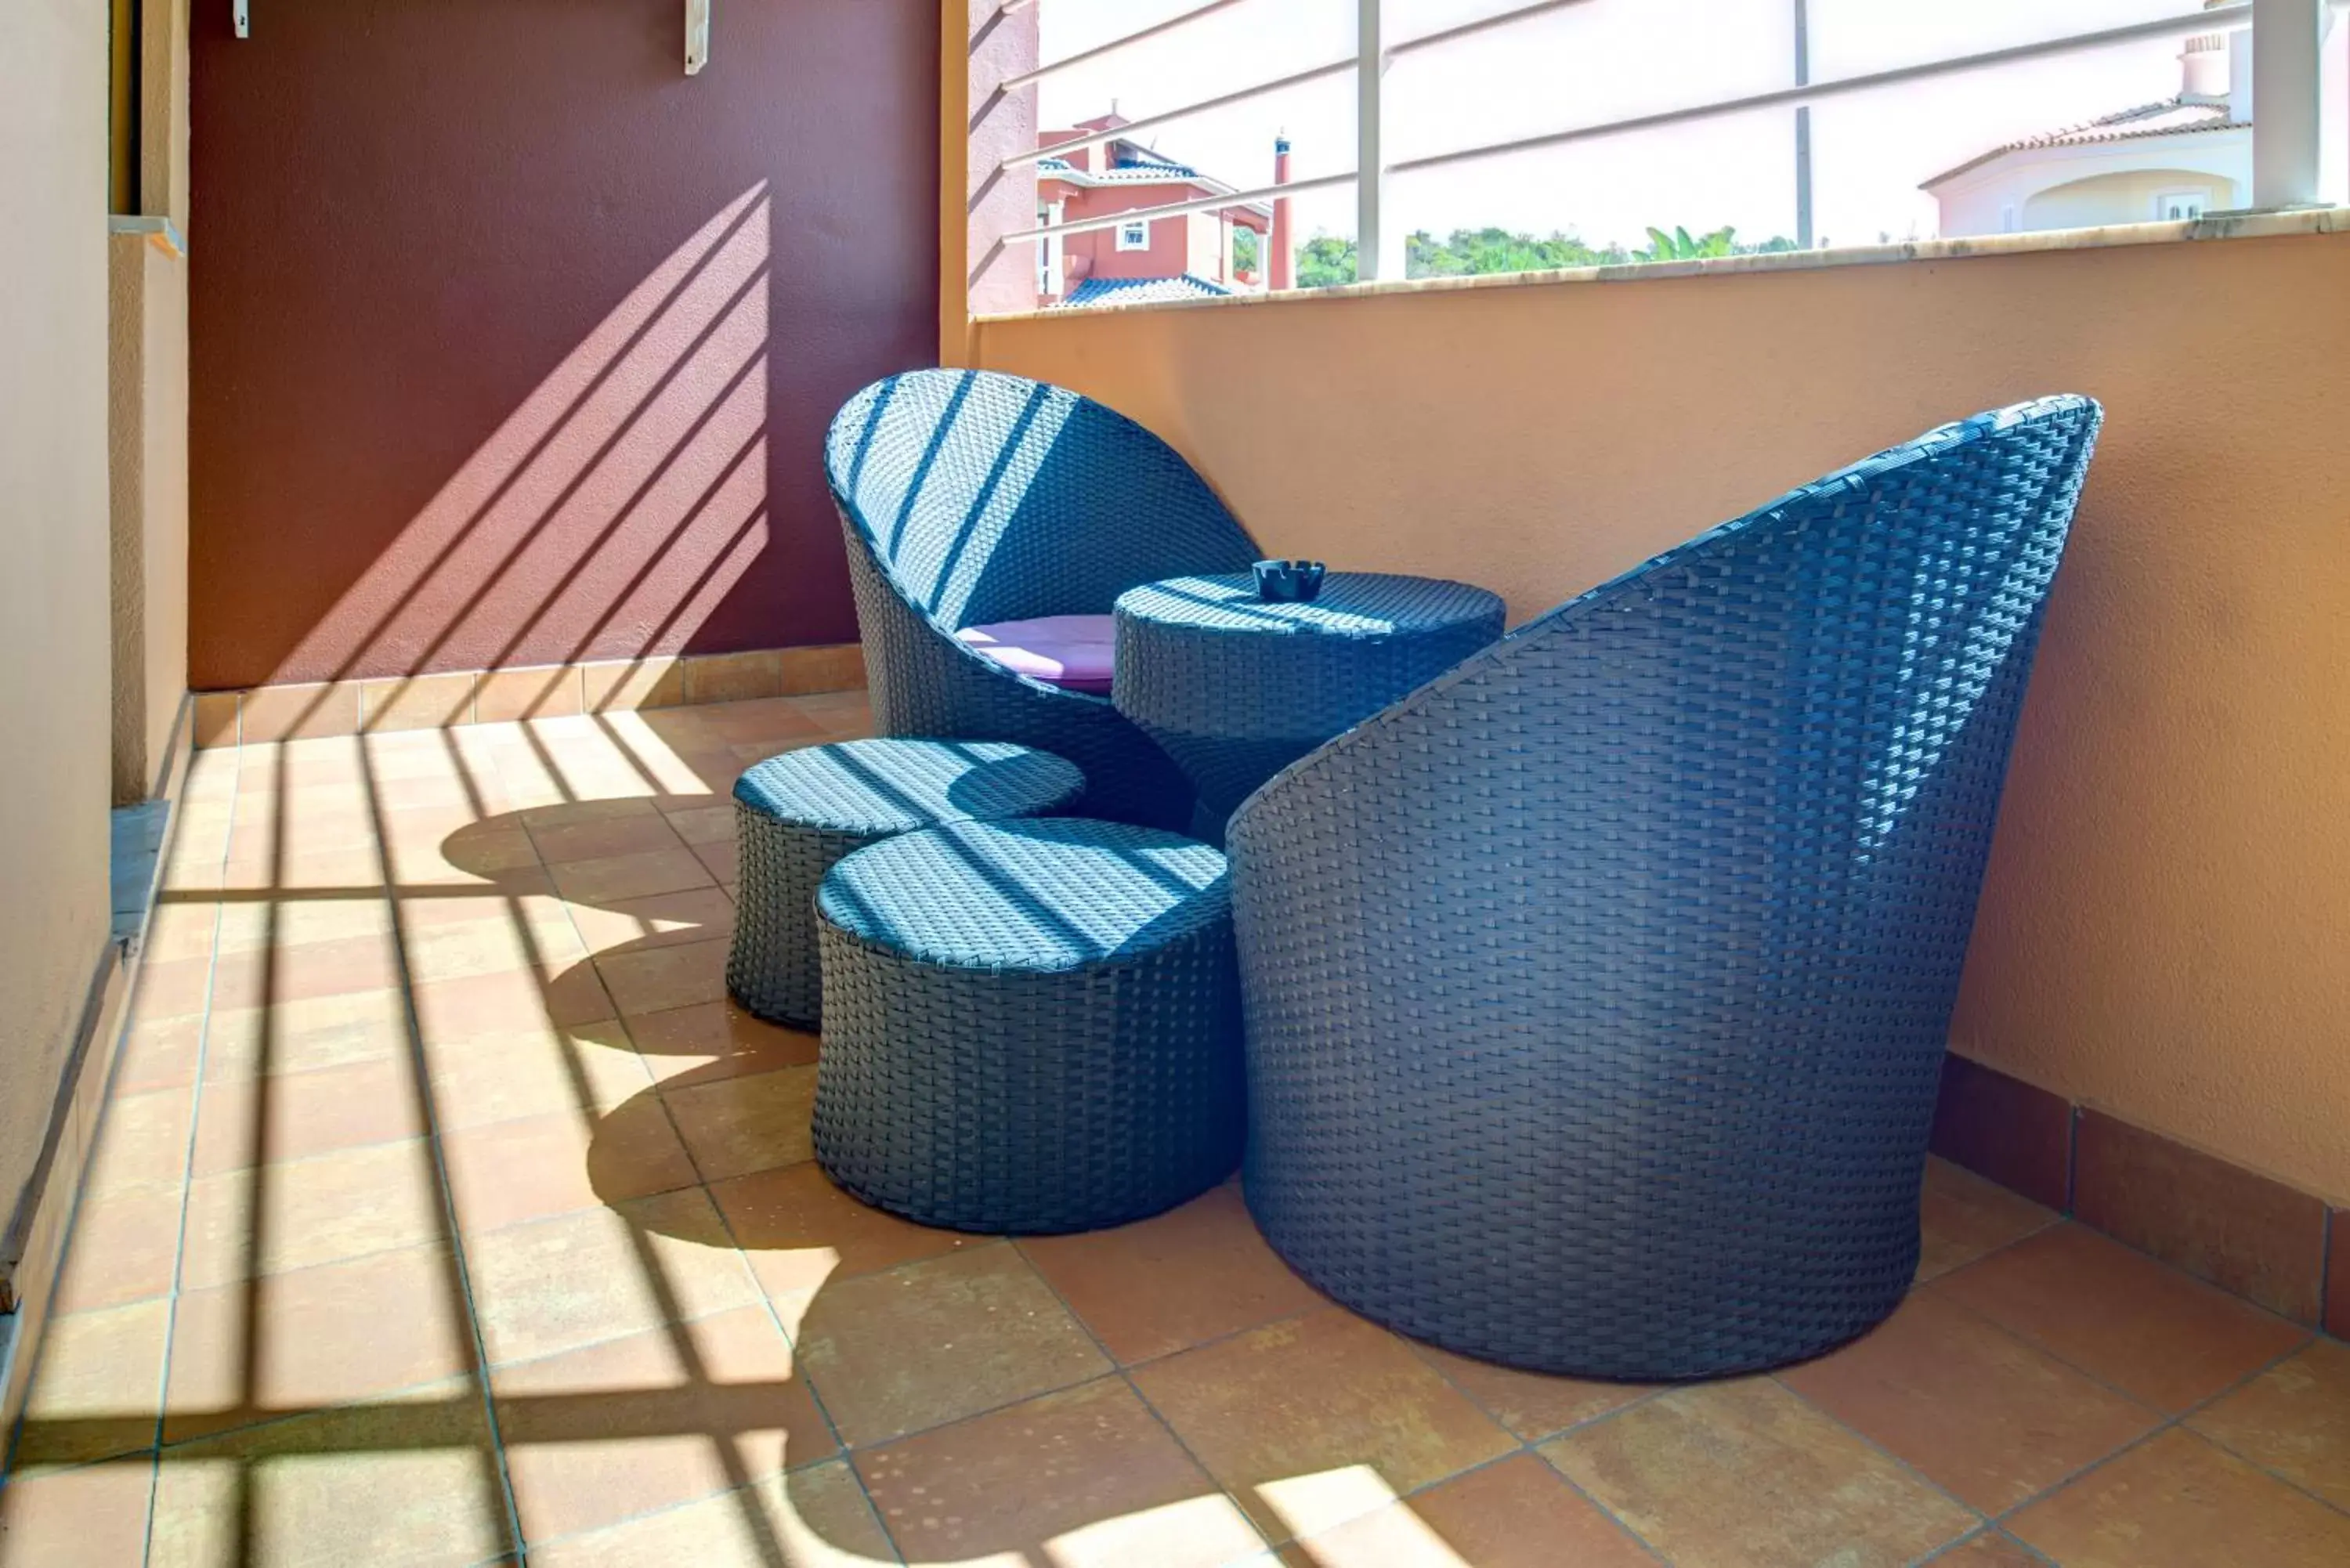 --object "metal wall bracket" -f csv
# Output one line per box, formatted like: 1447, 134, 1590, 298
233, 0, 248, 38
685, 0, 710, 75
